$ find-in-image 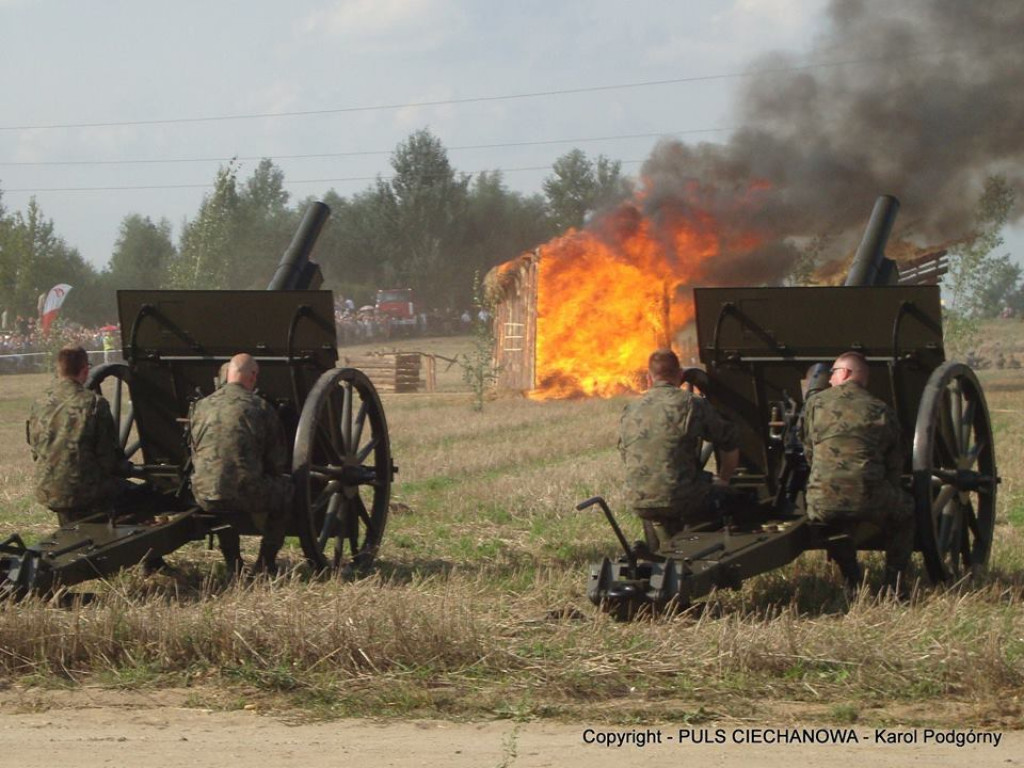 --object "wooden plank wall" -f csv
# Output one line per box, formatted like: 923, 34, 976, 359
343, 353, 422, 393
493, 254, 538, 392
